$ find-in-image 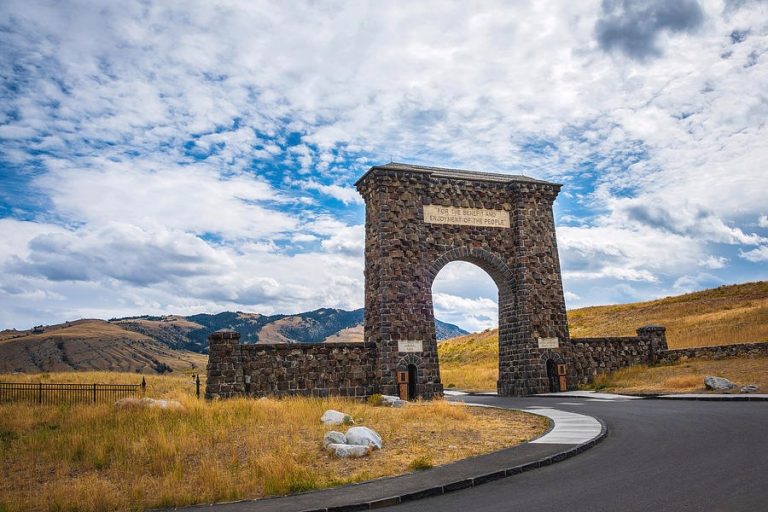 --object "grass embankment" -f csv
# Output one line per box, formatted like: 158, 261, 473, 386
438, 281, 768, 392
0, 372, 547, 512
439, 329, 498, 392
568, 281, 768, 347
589, 356, 768, 394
